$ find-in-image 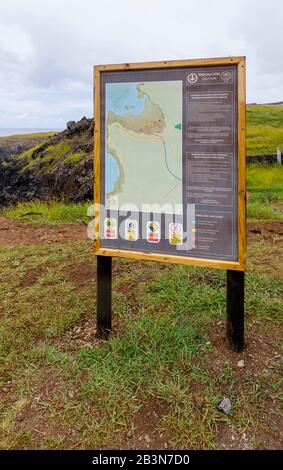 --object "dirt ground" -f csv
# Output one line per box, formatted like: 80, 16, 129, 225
0, 216, 282, 450
0, 217, 88, 245
1, 216, 282, 247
